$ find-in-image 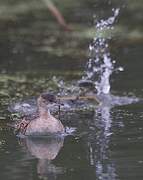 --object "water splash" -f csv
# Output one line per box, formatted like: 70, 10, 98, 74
8, 8, 140, 119
83, 8, 123, 95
